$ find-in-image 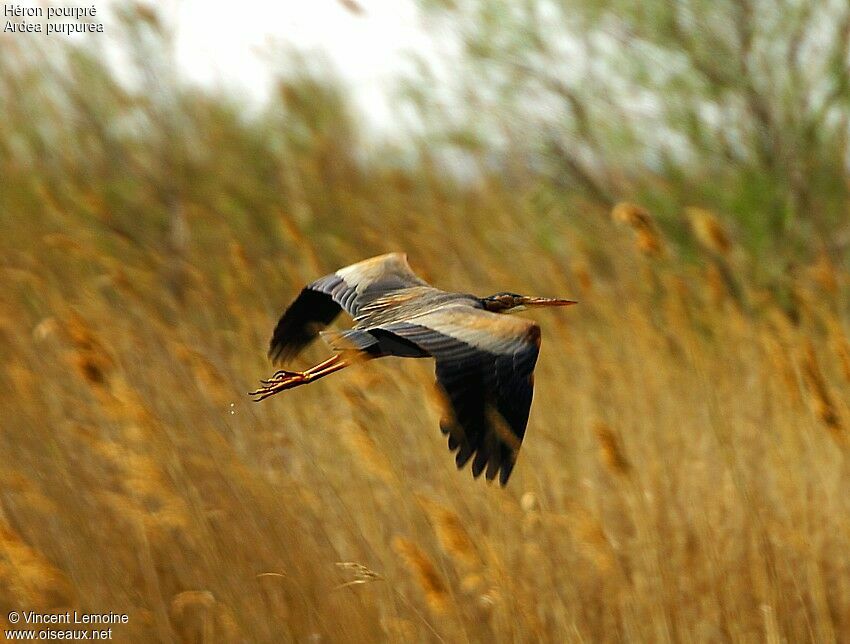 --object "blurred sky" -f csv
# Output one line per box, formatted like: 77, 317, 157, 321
137, 0, 442, 129
4, 0, 446, 132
